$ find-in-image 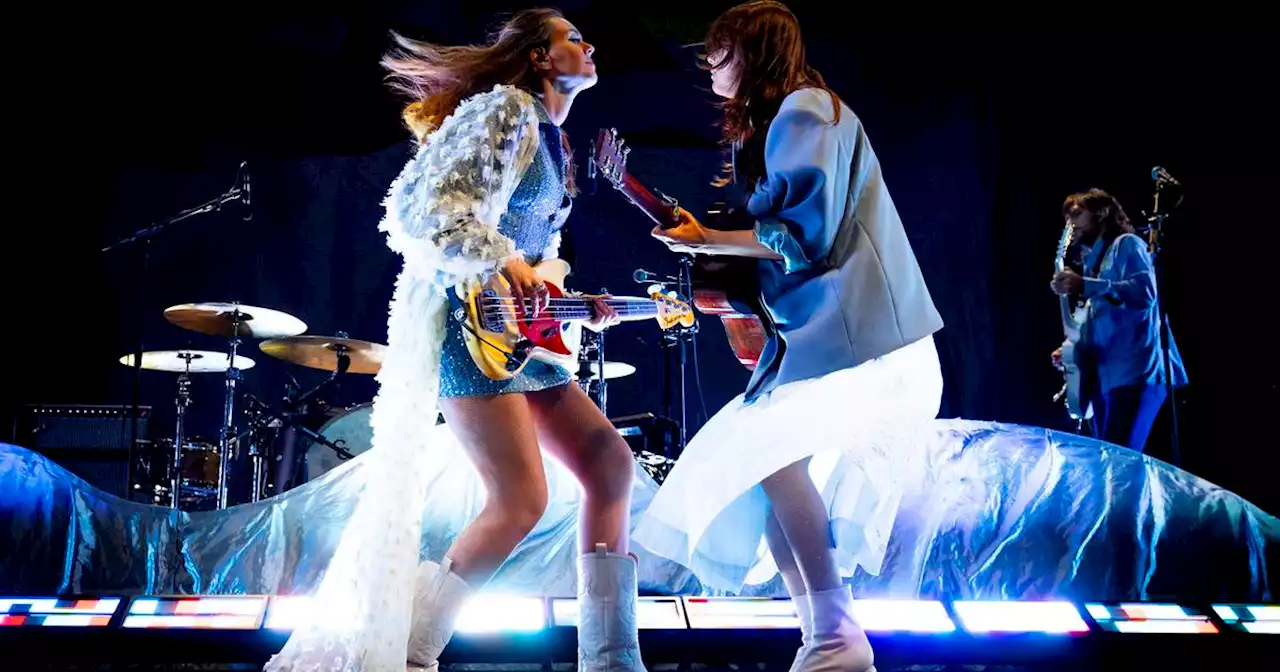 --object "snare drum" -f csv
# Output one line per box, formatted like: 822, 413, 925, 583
305, 402, 374, 481
155, 437, 220, 498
